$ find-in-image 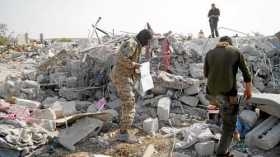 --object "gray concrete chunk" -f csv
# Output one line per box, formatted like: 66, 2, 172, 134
157, 97, 171, 121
